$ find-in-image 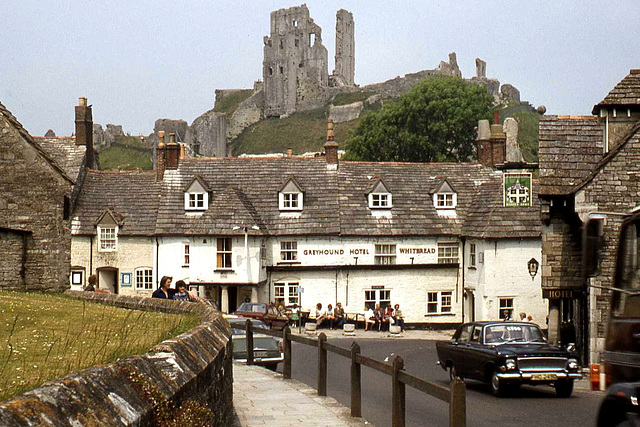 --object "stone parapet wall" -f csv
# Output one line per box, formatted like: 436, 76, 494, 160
0, 291, 233, 426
